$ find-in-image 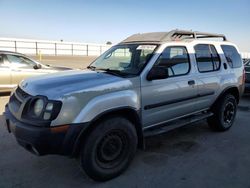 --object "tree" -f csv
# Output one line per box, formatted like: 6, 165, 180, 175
106, 41, 112, 45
